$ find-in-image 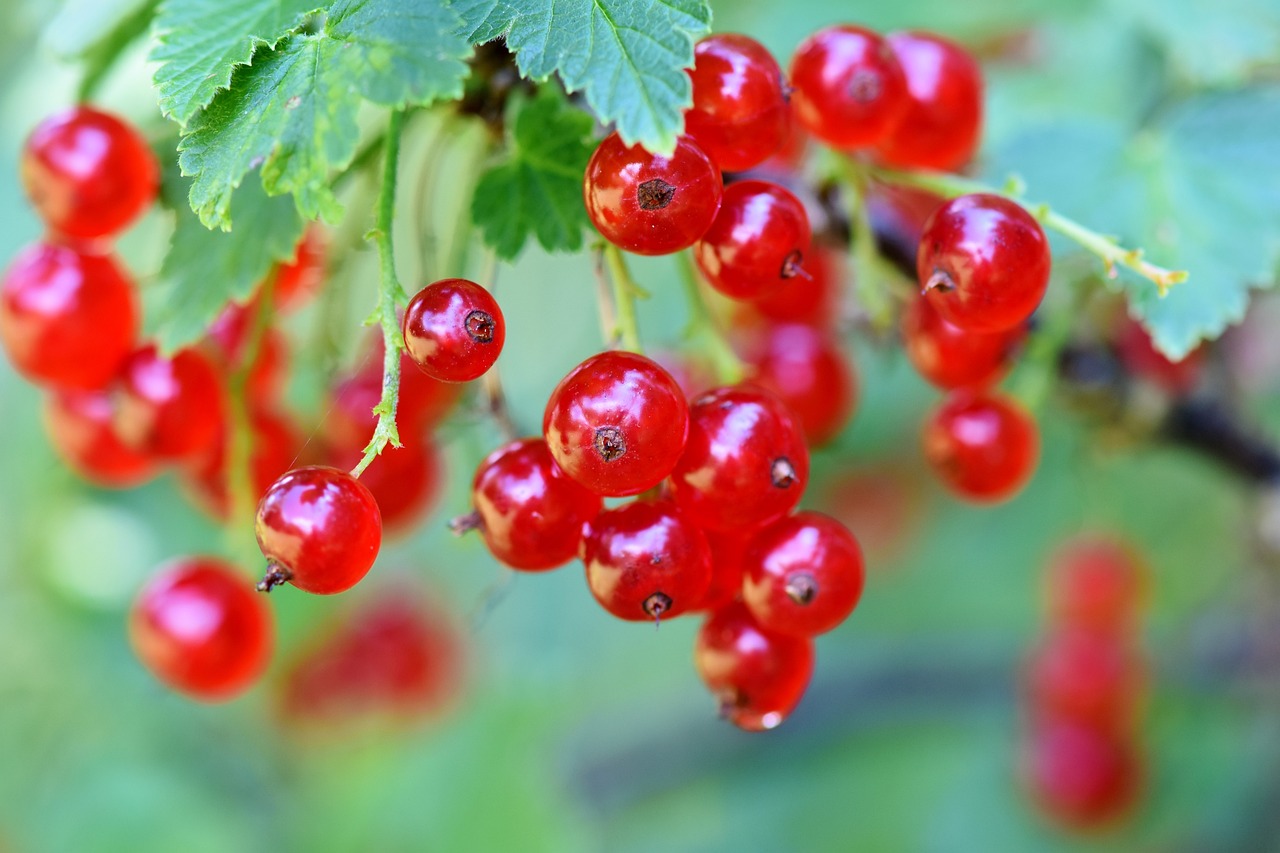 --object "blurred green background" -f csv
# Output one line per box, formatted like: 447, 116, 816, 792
2, 0, 1279, 850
